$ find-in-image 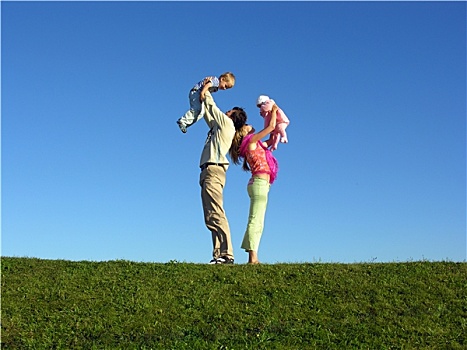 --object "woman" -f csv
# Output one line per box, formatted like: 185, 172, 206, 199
229, 104, 279, 264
